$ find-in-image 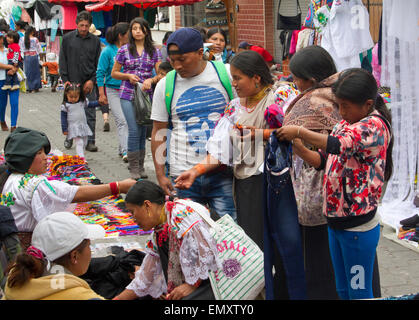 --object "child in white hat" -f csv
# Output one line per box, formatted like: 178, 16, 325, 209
2, 212, 106, 300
